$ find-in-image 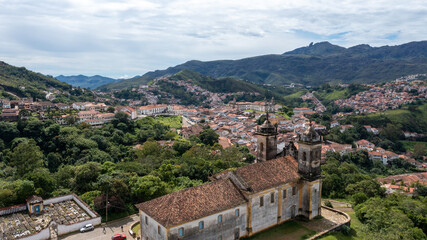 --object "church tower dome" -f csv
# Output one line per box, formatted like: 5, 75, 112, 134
255, 113, 277, 162
297, 124, 322, 180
